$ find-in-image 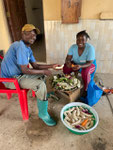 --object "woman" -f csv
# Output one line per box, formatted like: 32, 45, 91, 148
63, 30, 97, 96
